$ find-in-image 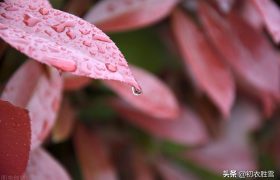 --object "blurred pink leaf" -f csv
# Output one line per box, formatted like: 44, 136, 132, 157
85, 0, 179, 32
63, 73, 91, 91
1, 60, 63, 150
130, 149, 153, 180
52, 98, 76, 143
104, 65, 180, 119
155, 158, 198, 180
0, 0, 141, 90
171, 9, 235, 117
214, 0, 235, 13
25, 148, 70, 180
253, 0, 280, 44
239, 0, 263, 30
74, 125, 117, 180
198, 2, 280, 115
184, 100, 261, 172
0, 100, 31, 176
111, 99, 208, 146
